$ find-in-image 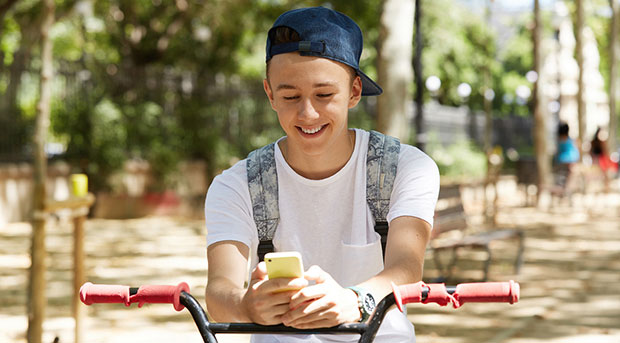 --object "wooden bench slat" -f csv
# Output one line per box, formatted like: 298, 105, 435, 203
435, 204, 466, 217
438, 184, 461, 199
434, 217, 467, 235
431, 184, 525, 281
